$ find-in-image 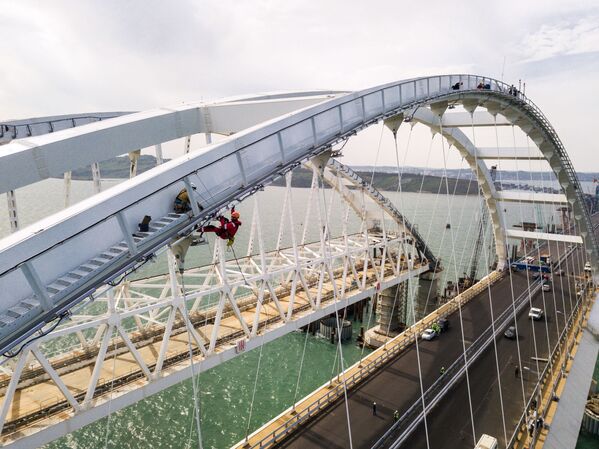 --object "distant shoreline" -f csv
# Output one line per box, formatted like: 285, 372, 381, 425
55, 155, 595, 196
